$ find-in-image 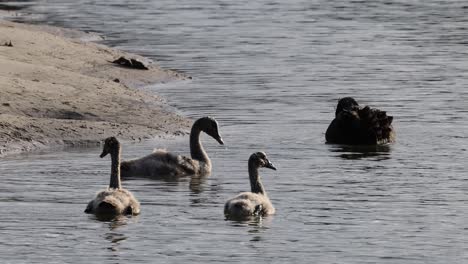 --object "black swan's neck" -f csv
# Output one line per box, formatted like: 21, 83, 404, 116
109, 146, 121, 189
248, 161, 266, 195
190, 126, 210, 165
